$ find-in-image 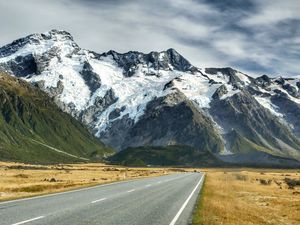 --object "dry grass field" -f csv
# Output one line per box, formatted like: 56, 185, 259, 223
192, 168, 300, 225
0, 162, 178, 201
2, 162, 299, 225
